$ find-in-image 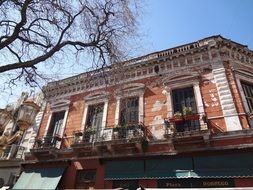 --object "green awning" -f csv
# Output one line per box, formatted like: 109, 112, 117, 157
145, 158, 195, 179
105, 160, 145, 180
105, 153, 253, 180
194, 153, 253, 178
13, 167, 65, 190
